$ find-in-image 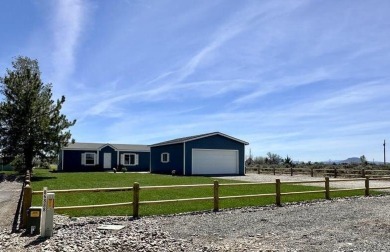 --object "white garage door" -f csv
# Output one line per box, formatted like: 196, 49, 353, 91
192, 149, 238, 175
